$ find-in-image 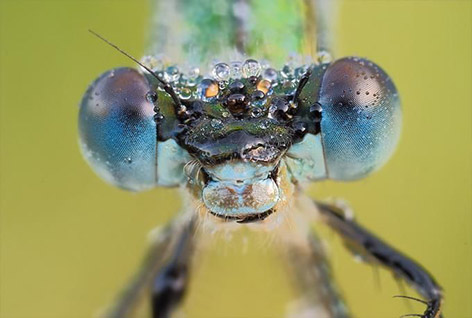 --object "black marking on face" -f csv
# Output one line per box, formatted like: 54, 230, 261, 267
182, 119, 292, 165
